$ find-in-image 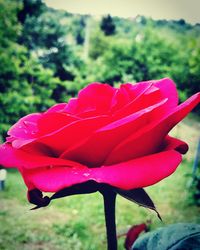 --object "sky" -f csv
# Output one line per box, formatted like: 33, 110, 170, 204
45, 0, 200, 25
